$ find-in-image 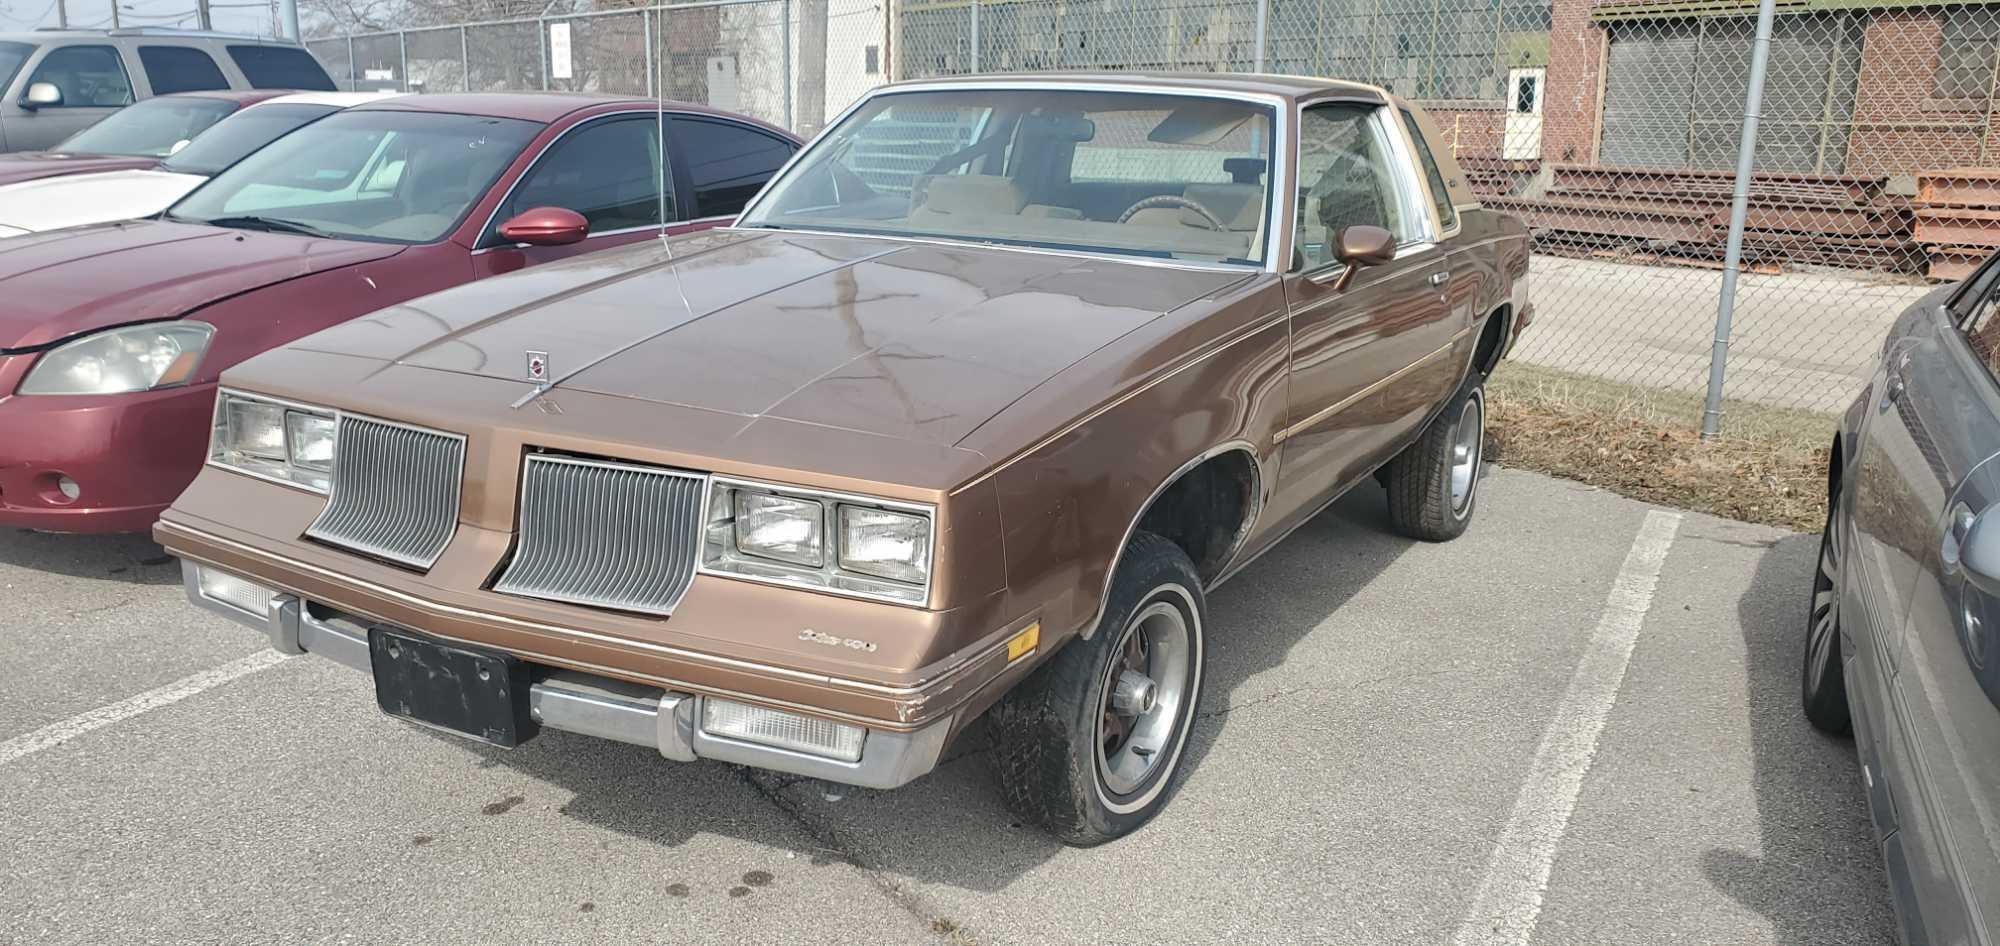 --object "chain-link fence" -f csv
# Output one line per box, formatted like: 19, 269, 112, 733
307, 0, 2000, 431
